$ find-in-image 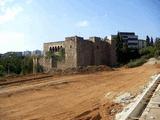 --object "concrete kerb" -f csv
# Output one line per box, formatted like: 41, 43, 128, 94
115, 74, 160, 120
